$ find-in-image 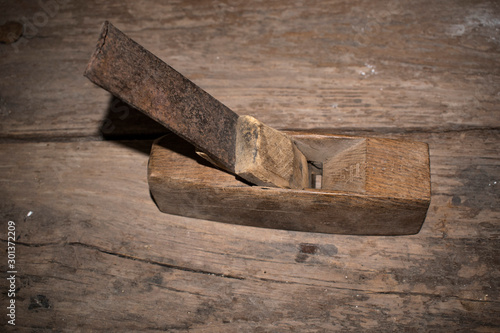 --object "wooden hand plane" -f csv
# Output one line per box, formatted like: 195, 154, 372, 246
85, 21, 431, 235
